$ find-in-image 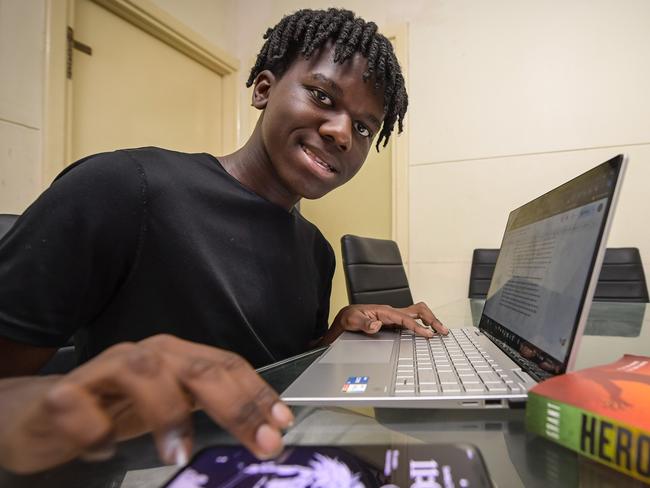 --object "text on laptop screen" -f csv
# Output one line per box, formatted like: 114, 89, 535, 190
480, 158, 623, 369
